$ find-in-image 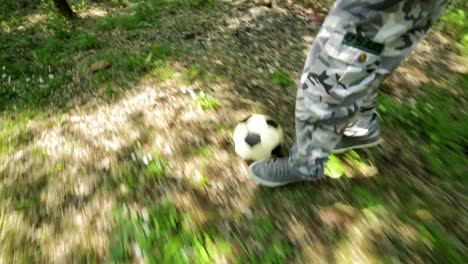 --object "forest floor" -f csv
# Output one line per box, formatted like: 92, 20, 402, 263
0, 0, 467, 263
